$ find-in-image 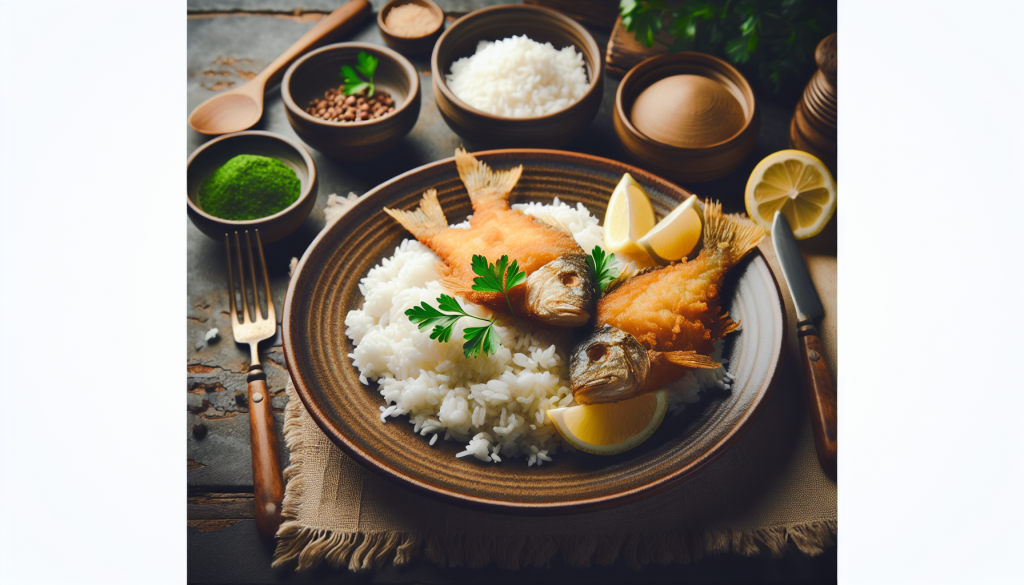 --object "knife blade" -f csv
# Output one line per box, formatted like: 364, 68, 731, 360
772, 211, 837, 478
